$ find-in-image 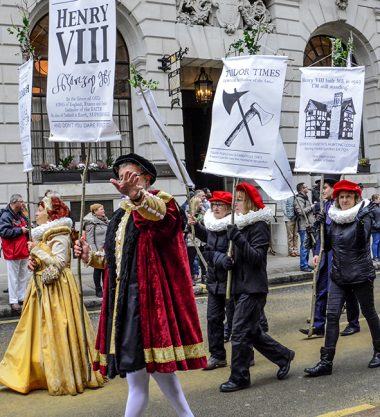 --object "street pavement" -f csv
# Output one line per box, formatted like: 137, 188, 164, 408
2, 280, 380, 416
0, 254, 309, 318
